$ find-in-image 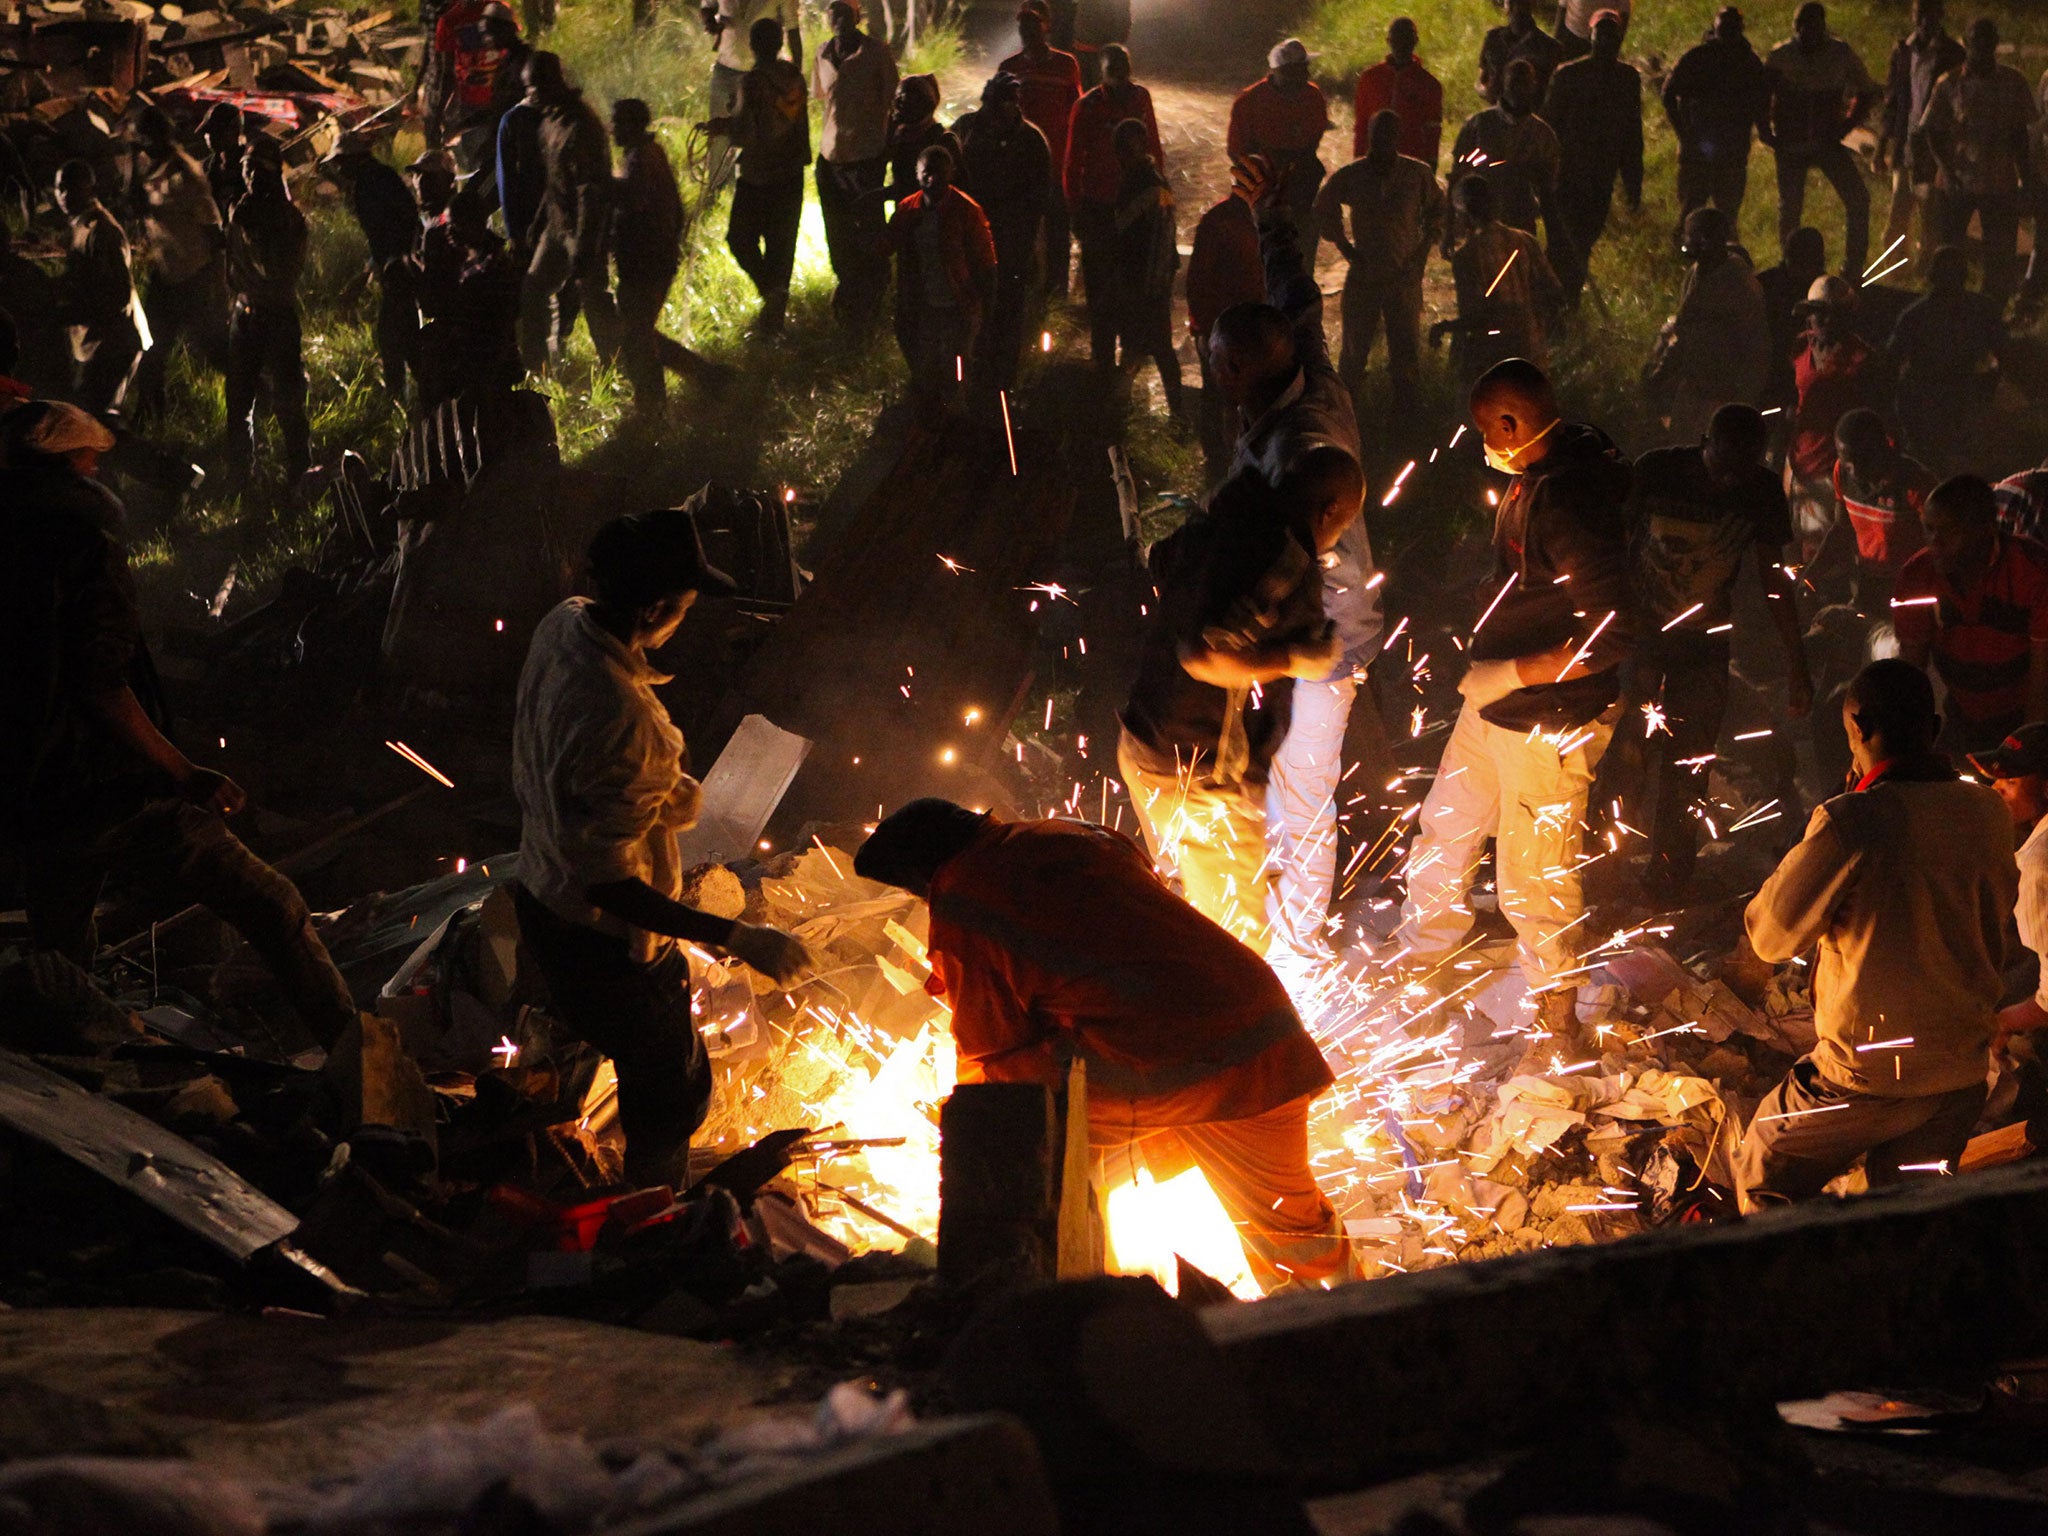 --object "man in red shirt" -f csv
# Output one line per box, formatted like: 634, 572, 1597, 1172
1894, 474, 2048, 753
853, 799, 1351, 1291
1229, 38, 1333, 268
1786, 274, 1884, 565
1064, 43, 1161, 368
999, 0, 1082, 295
1353, 16, 1443, 169
886, 145, 997, 420
1828, 408, 1933, 609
